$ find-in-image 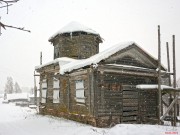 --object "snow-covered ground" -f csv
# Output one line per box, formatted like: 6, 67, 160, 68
0, 98, 180, 135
